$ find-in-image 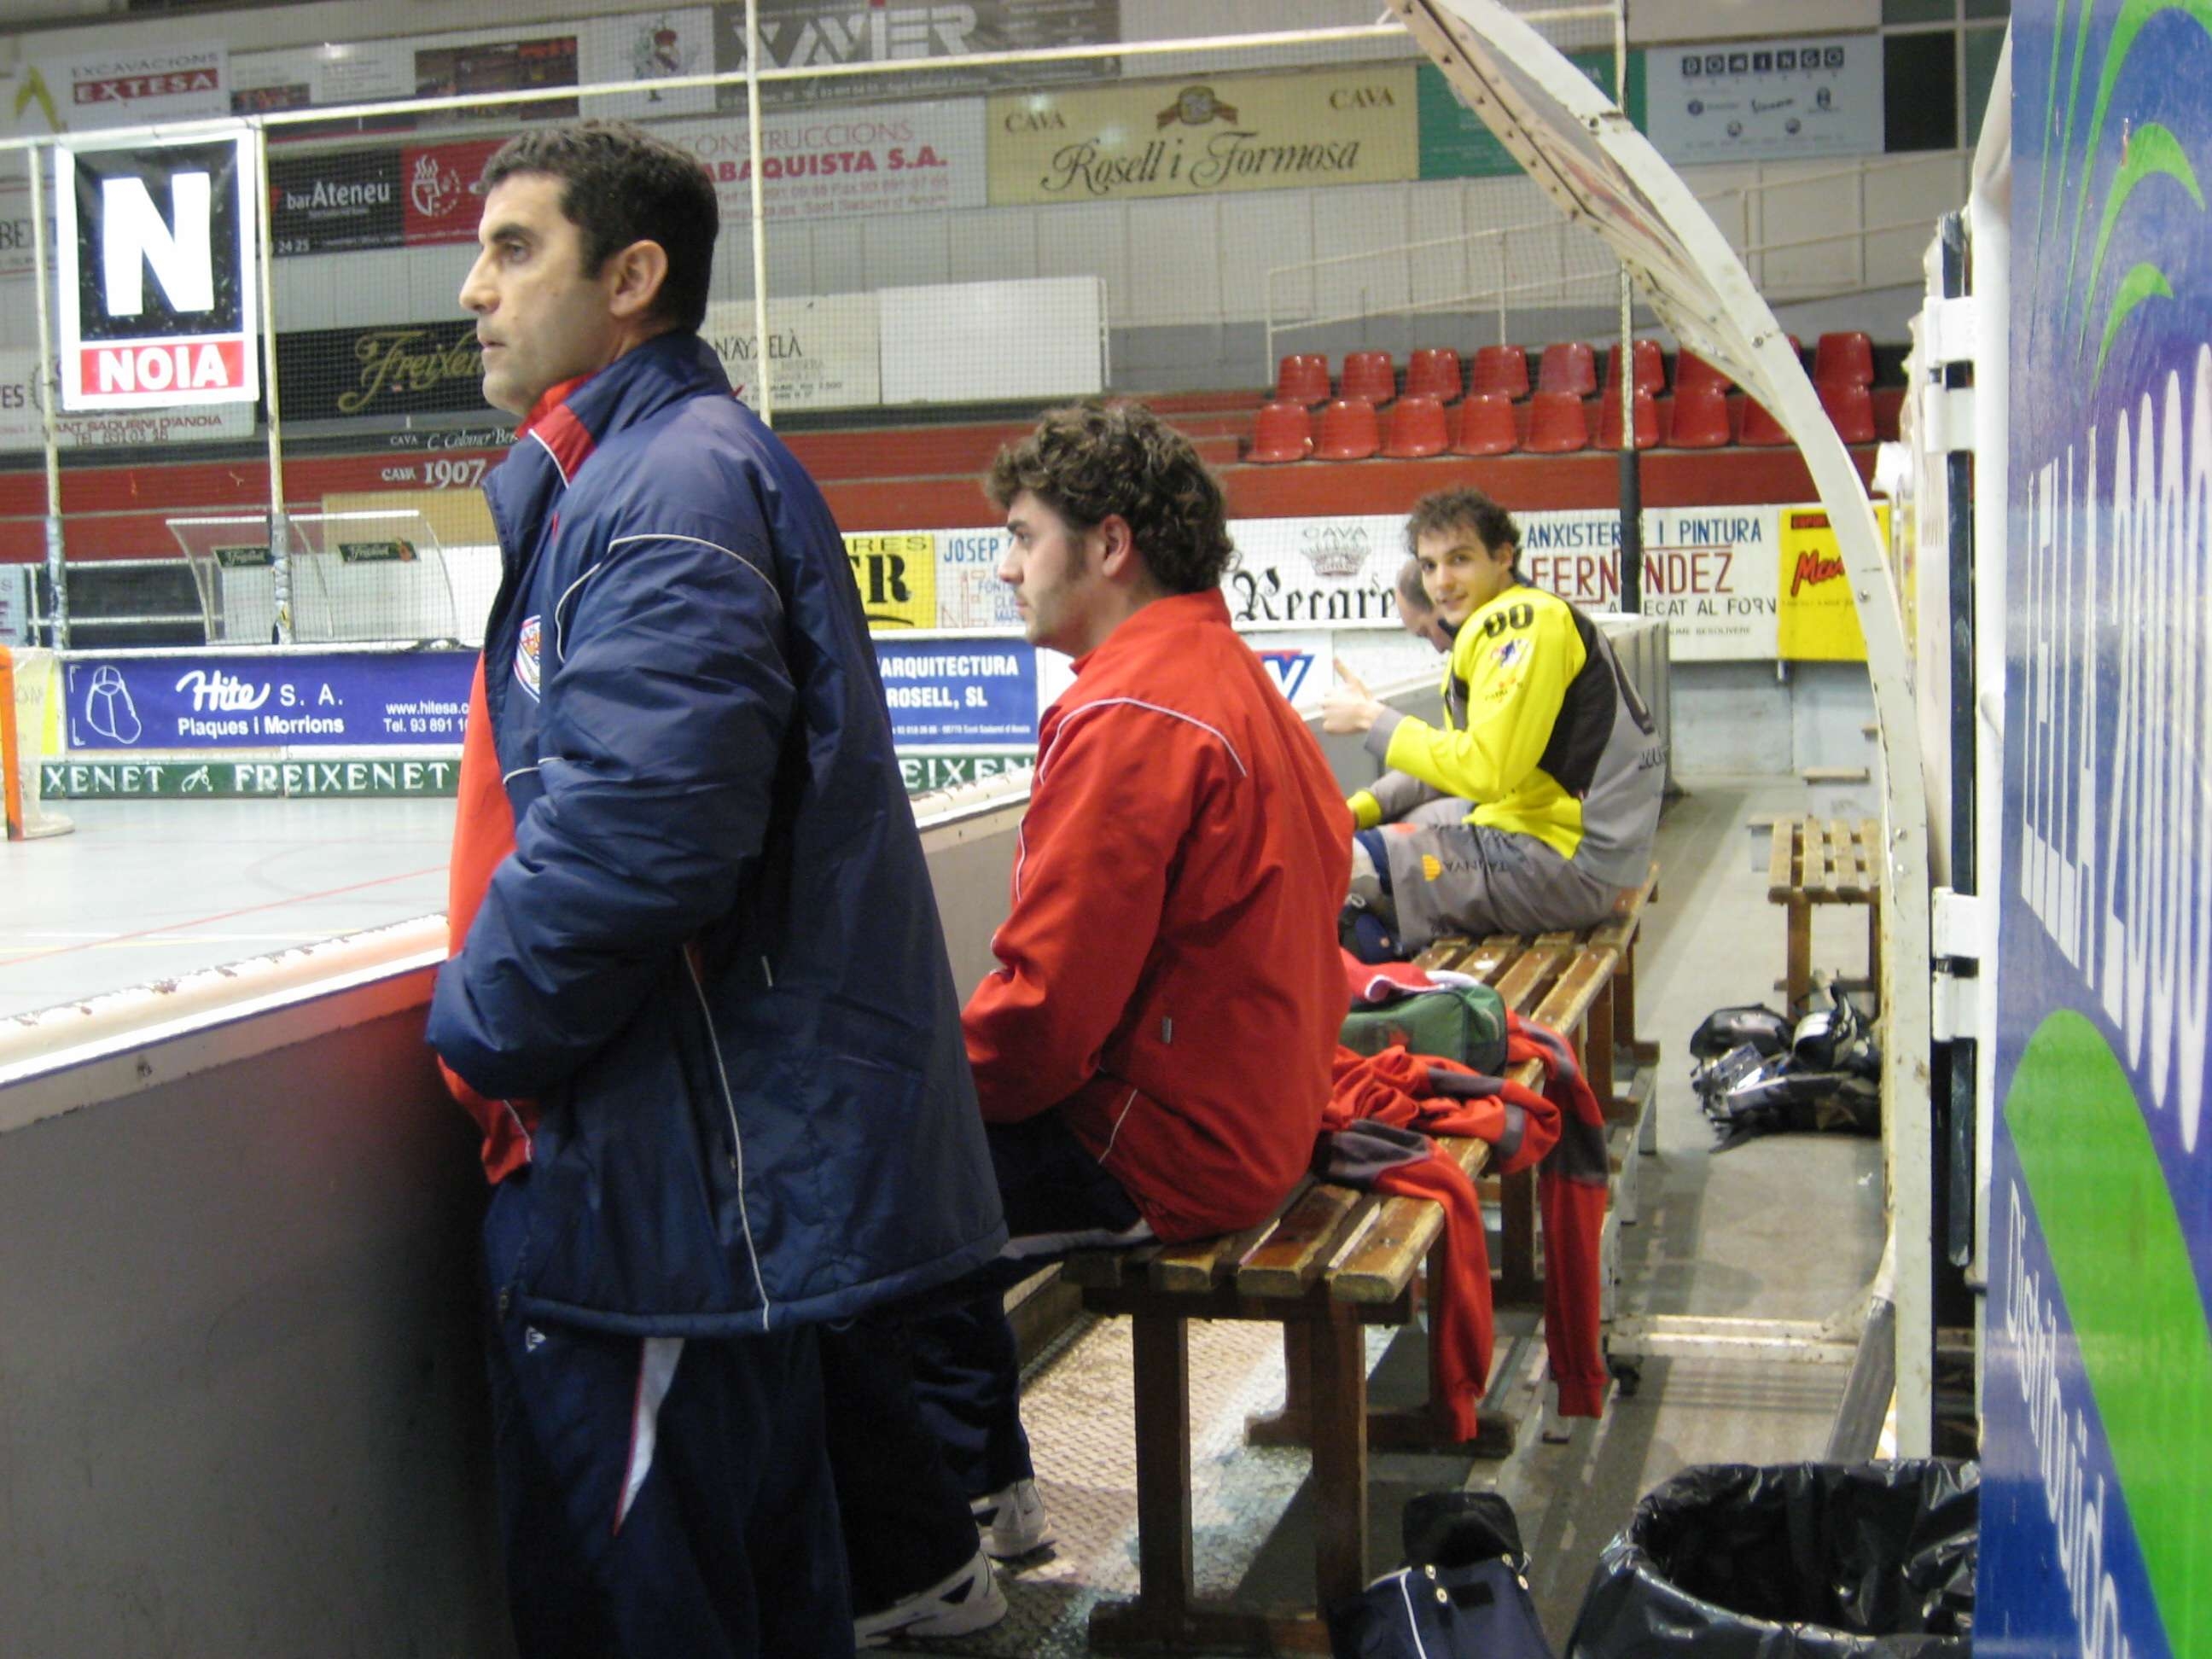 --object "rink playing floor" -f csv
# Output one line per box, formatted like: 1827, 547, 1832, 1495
0, 798, 456, 1021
